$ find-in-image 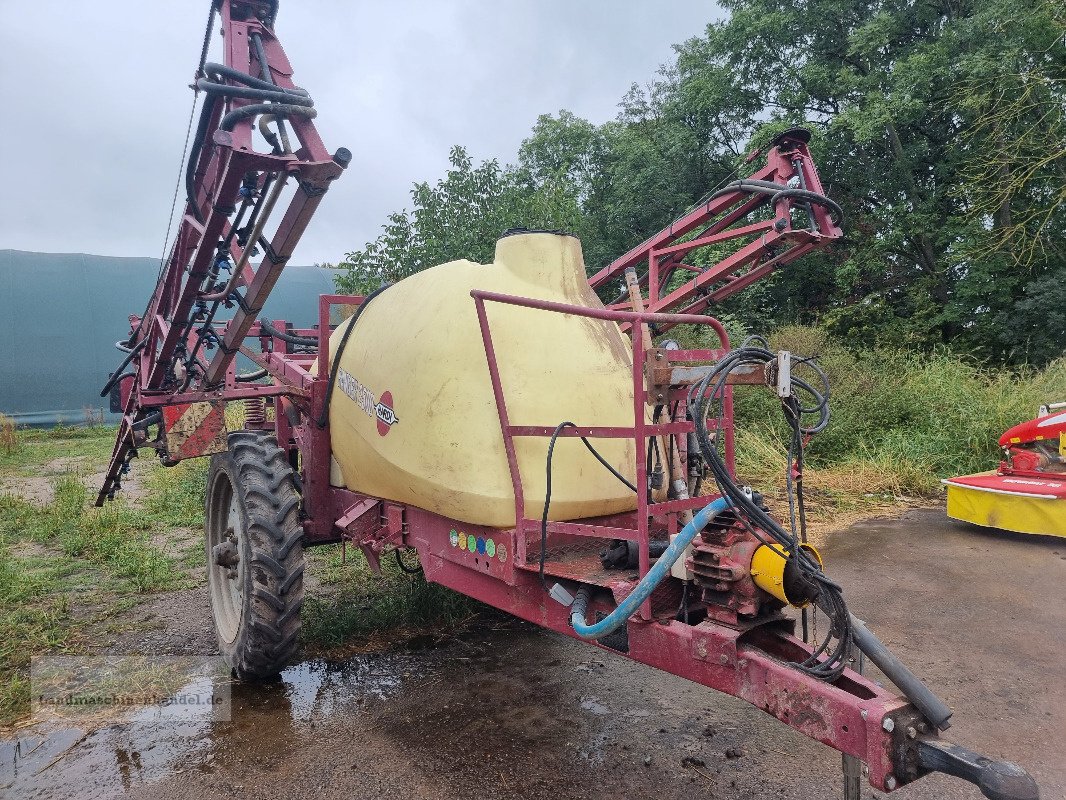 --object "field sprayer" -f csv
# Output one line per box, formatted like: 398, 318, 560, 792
96, 2, 1039, 798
